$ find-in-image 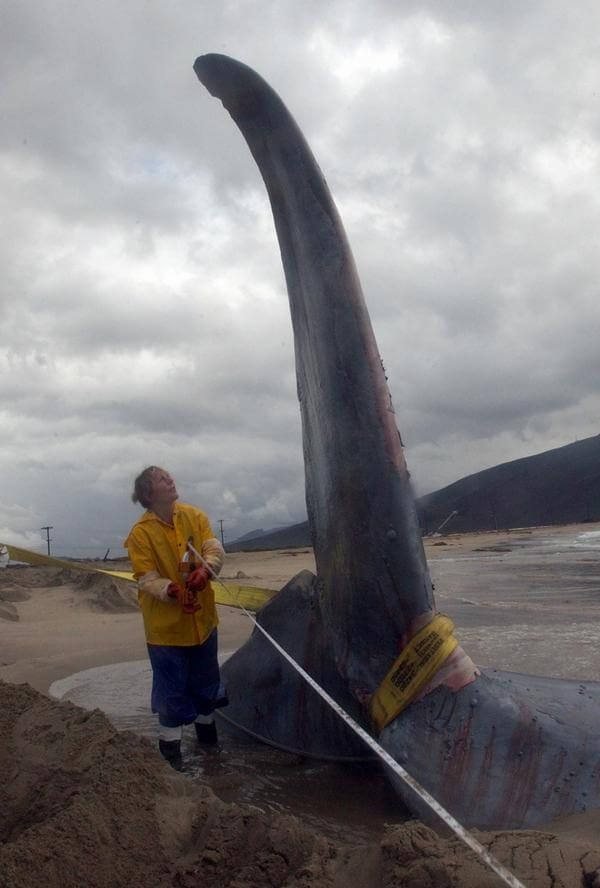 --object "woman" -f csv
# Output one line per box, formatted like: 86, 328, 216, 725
124, 466, 227, 770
